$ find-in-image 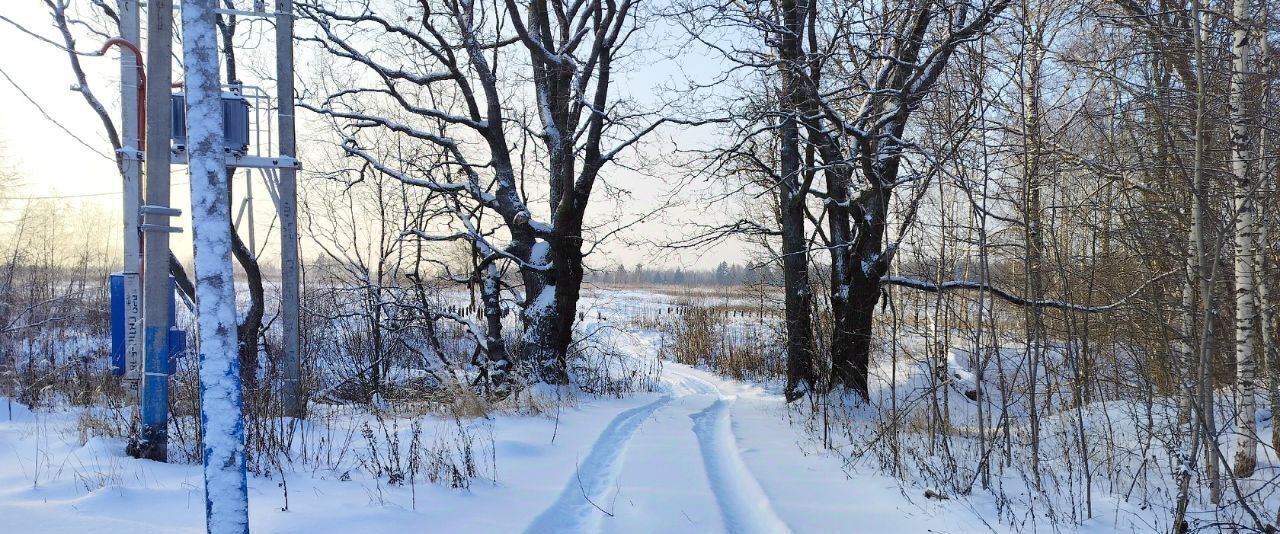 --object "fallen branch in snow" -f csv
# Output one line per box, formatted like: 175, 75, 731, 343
880, 270, 1177, 313
576, 458, 614, 517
